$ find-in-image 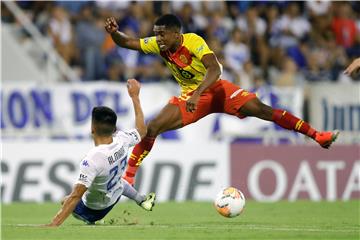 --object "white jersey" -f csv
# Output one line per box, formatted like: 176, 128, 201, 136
75, 129, 141, 210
